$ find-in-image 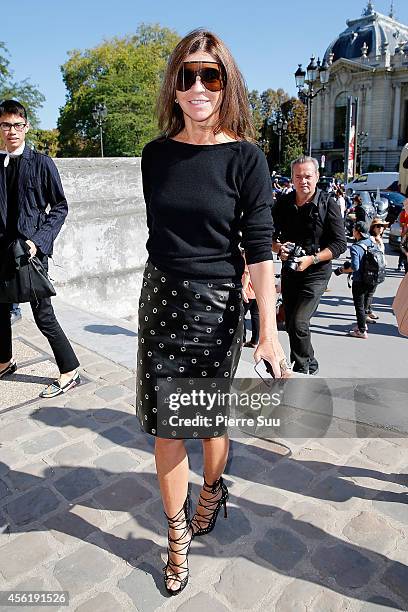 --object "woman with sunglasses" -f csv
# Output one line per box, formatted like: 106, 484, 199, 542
366, 217, 389, 323
137, 29, 286, 596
